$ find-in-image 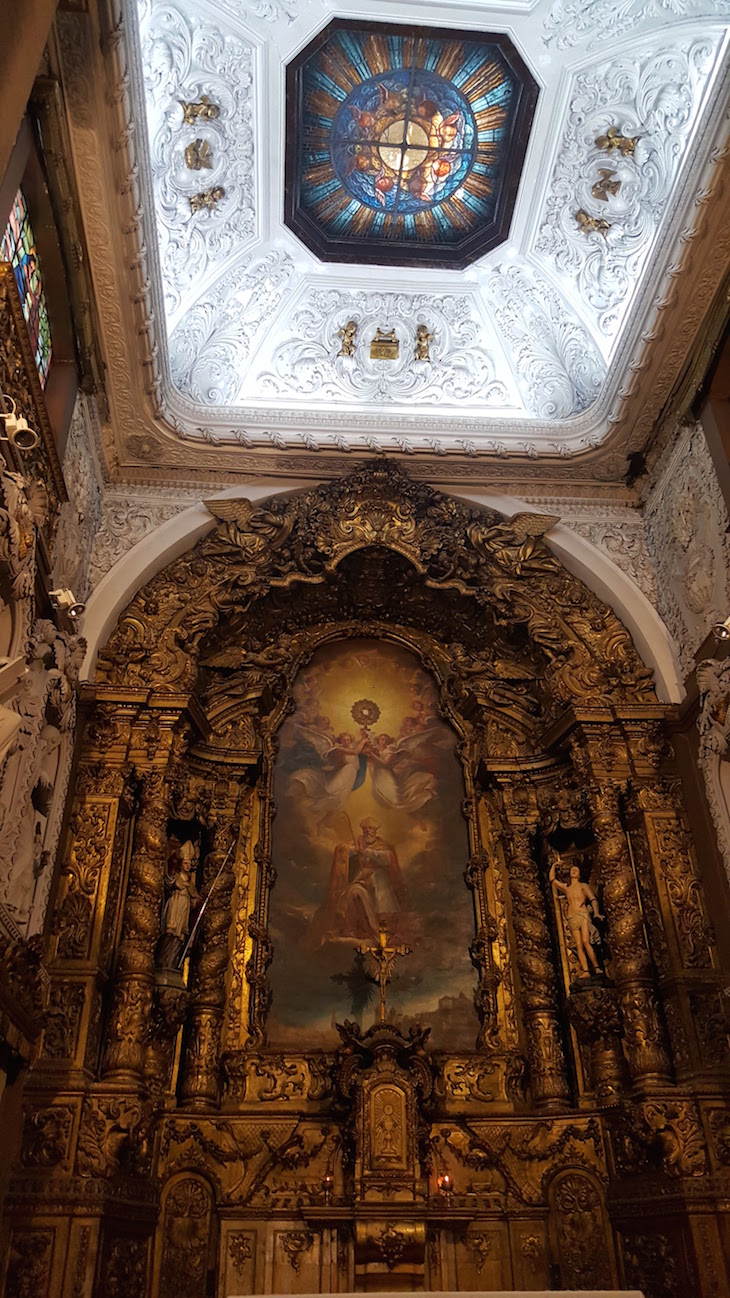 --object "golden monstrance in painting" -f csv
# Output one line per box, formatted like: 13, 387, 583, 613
268, 639, 476, 1048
